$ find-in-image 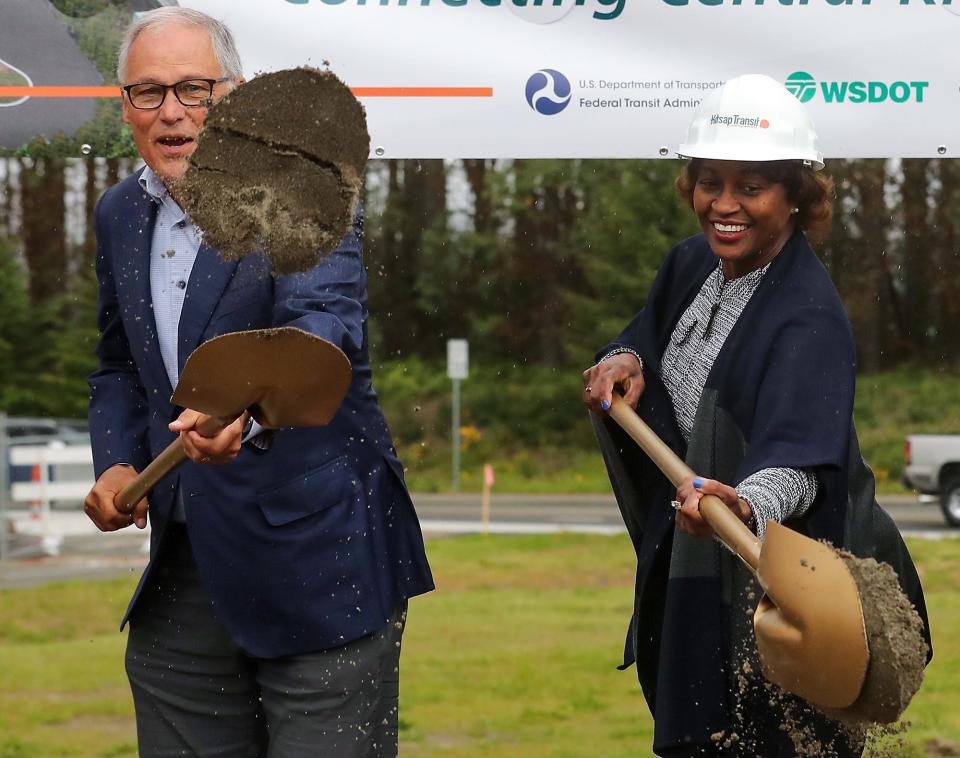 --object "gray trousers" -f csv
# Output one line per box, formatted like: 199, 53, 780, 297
125, 525, 406, 758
